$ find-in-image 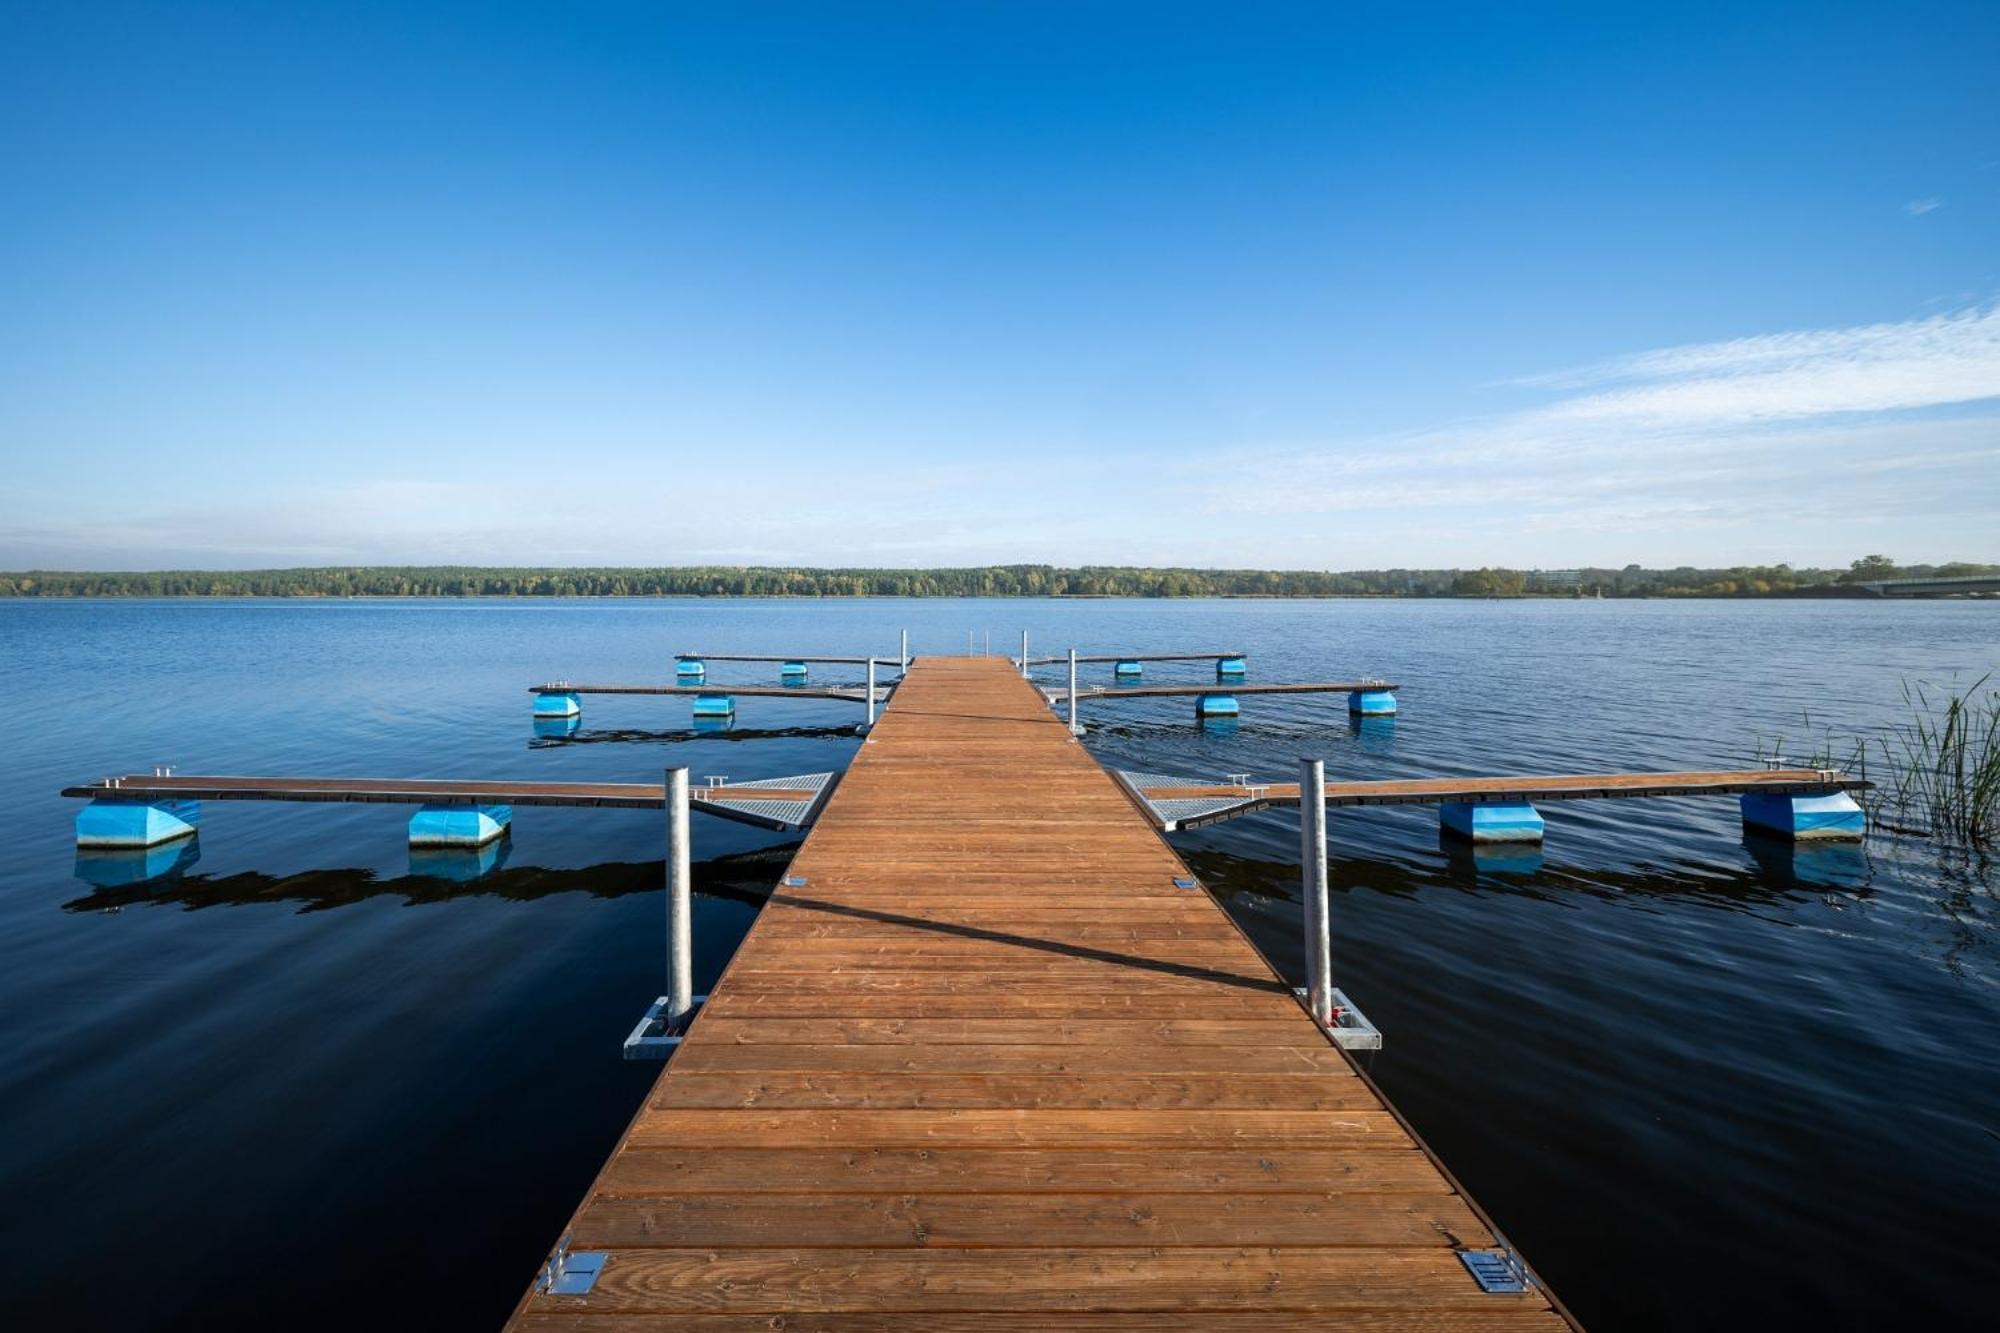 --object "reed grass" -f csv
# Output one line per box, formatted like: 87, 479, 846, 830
1753, 675, 1999, 845
1876, 674, 2000, 845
